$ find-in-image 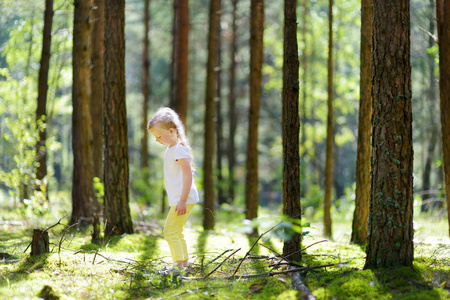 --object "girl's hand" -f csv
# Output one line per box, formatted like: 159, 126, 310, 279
175, 201, 187, 216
